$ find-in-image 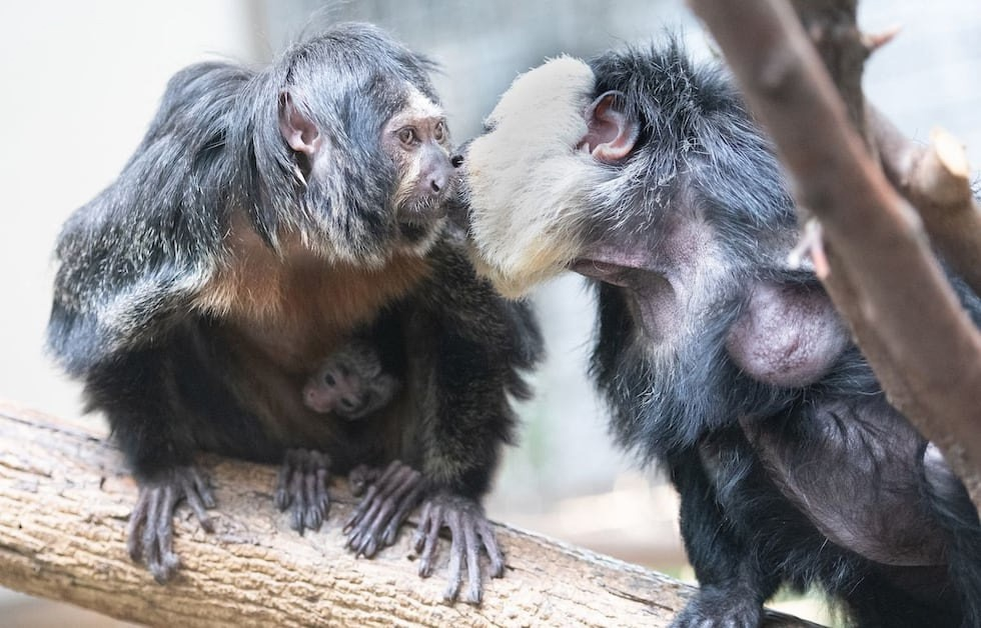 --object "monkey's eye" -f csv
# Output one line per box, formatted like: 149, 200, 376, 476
324, 372, 336, 386
433, 121, 445, 142
398, 127, 418, 146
